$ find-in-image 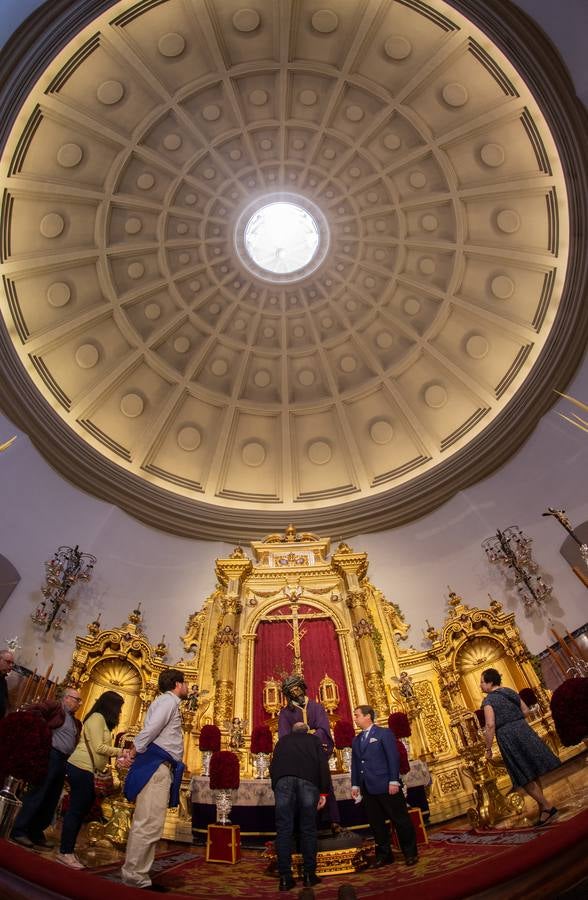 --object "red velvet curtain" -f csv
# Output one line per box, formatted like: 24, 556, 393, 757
252, 609, 352, 729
